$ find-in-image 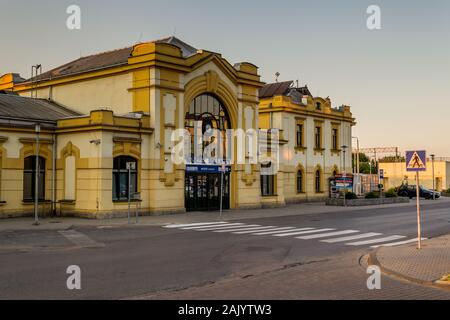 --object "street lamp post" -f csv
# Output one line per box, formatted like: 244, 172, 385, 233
352, 136, 360, 195
342, 145, 348, 206
431, 154, 435, 200
33, 123, 41, 226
